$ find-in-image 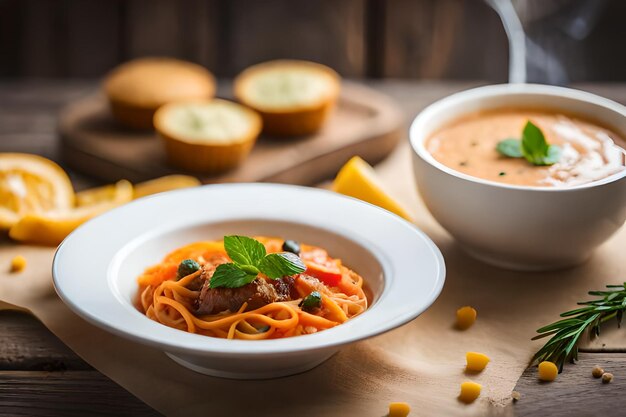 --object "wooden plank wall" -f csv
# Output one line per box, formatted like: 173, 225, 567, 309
0, 0, 623, 81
